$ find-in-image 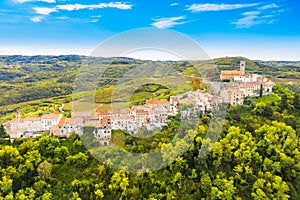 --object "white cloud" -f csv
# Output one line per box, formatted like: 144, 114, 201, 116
232, 11, 276, 28
56, 15, 101, 23
30, 16, 43, 23
56, 2, 133, 11
243, 11, 260, 16
260, 3, 278, 10
90, 19, 99, 23
186, 3, 260, 12
13, 0, 55, 3
33, 2, 132, 16
231, 2, 282, 29
170, 3, 178, 7
151, 16, 187, 29
33, 7, 57, 15
90, 2, 133, 10
56, 4, 88, 11
55, 2, 132, 11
